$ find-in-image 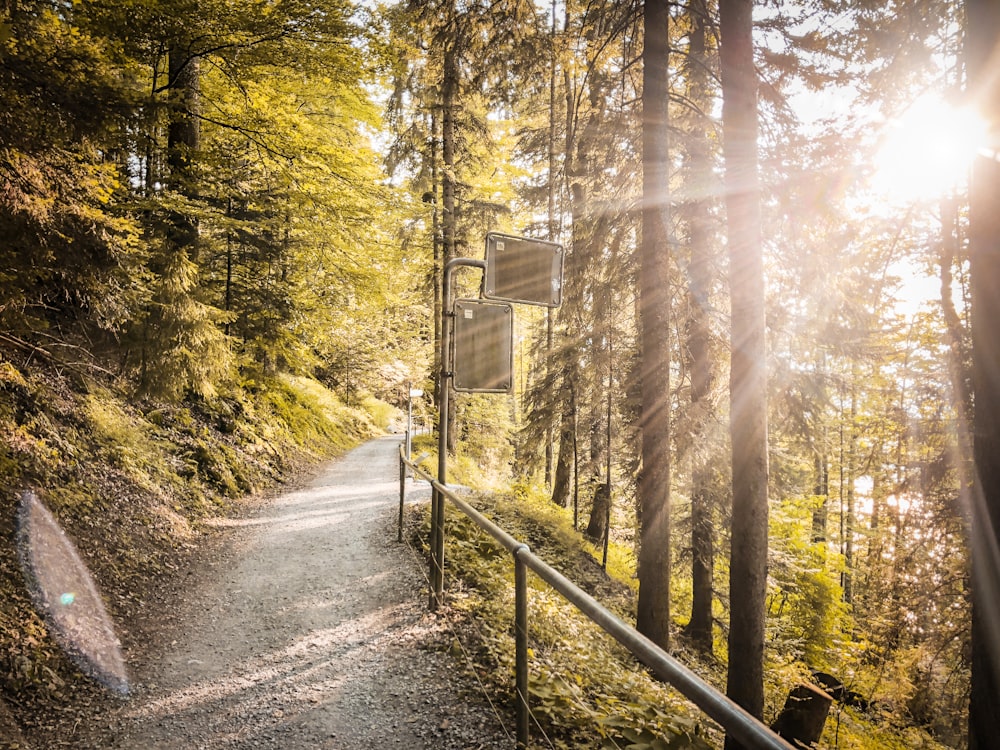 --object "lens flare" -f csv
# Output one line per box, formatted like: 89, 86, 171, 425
17, 491, 129, 695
